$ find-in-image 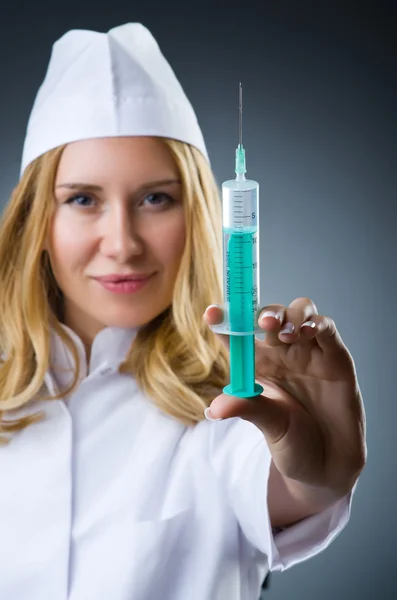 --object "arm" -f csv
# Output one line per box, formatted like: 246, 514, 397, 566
268, 459, 362, 529
207, 416, 358, 571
